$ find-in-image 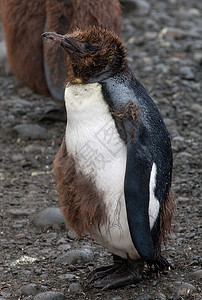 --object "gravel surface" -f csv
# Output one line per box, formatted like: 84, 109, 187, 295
0, 0, 201, 299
